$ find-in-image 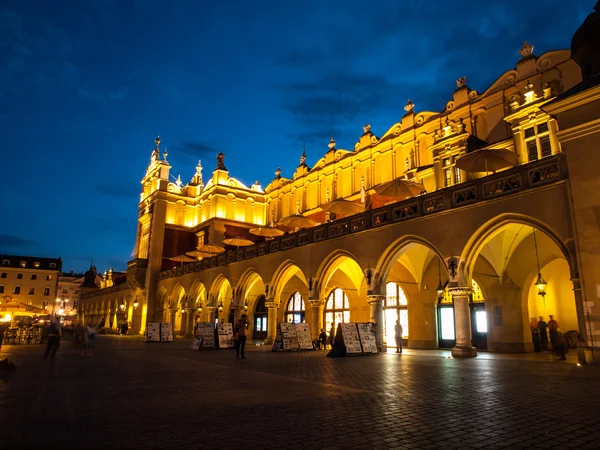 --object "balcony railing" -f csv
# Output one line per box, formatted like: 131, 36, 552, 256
154, 154, 566, 280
